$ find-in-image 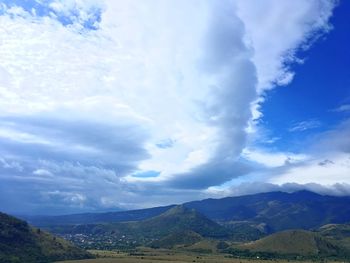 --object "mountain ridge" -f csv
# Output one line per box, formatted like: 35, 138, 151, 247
25, 190, 350, 234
